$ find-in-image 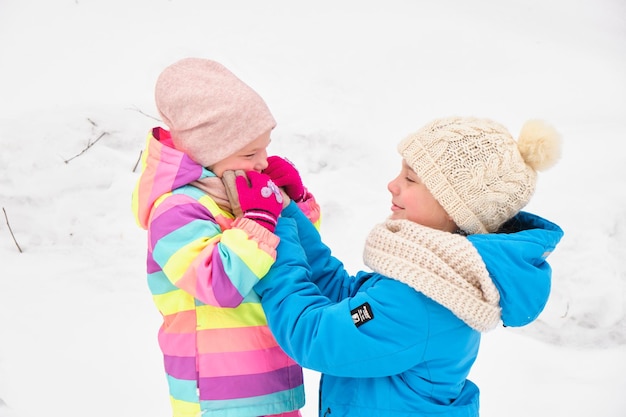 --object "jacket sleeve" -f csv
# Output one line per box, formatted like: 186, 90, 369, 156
295, 194, 321, 229
149, 192, 279, 307
255, 217, 432, 378
279, 201, 351, 299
